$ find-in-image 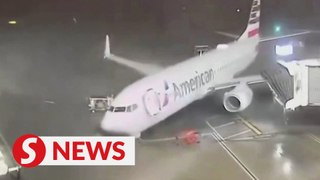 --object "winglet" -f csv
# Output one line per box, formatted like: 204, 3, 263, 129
104, 34, 111, 59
